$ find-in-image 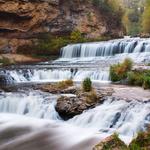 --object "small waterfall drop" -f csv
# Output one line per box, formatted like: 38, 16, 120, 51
0, 91, 61, 120
0, 68, 110, 83
68, 98, 150, 144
